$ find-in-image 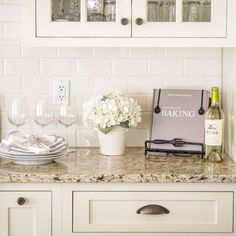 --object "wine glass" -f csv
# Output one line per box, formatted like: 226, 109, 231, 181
34, 96, 54, 134
58, 104, 77, 152
8, 95, 29, 132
